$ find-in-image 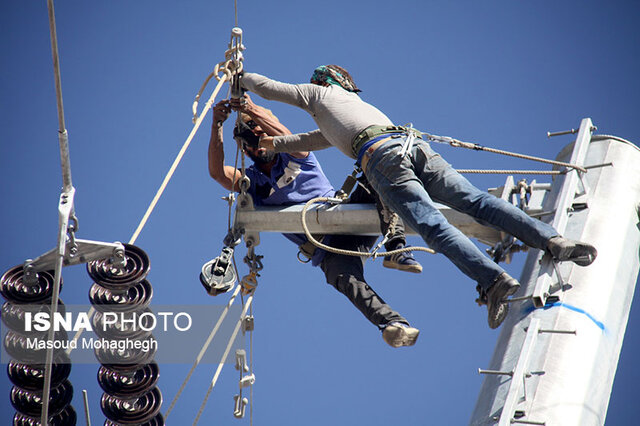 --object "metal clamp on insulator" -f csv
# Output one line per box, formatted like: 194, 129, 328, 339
239, 373, 255, 388
233, 394, 249, 418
